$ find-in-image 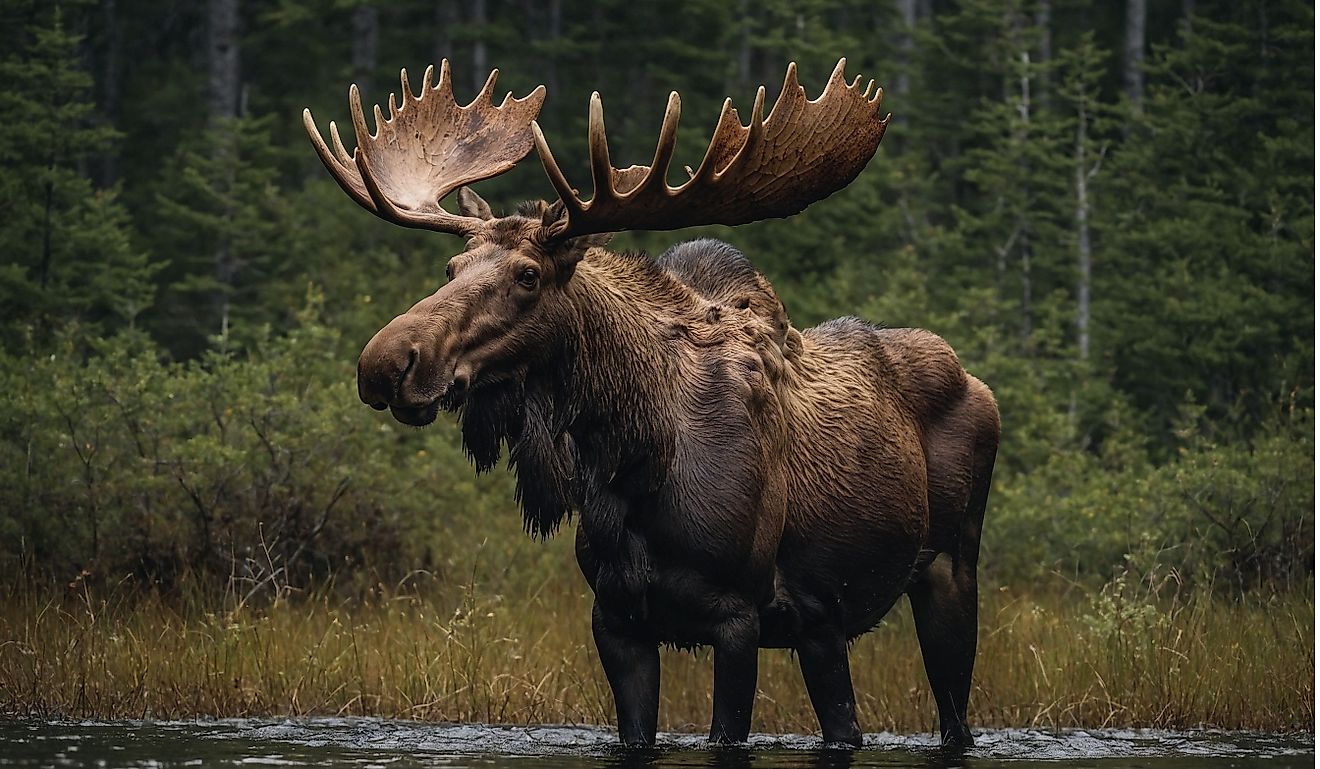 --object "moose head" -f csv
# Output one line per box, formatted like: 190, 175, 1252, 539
303, 59, 888, 428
